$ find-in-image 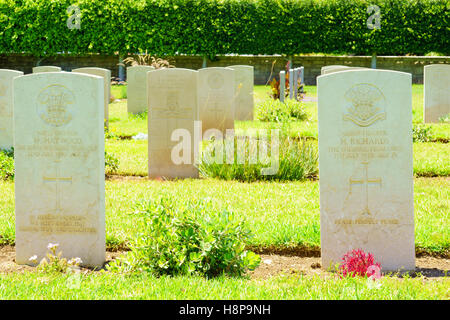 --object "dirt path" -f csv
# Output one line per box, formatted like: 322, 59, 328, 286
1, 246, 448, 280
